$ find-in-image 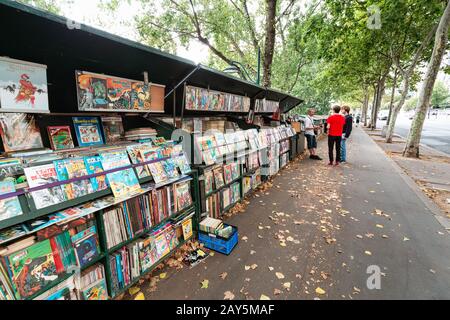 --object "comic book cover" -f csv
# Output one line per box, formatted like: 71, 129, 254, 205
72, 117, 104, 147
230, 163, 240, 180
223, 164, 232, 184
99, 151, 140, 198
7, 239, 58, 299
47, 126, 74, 150
34, 274, 78, 300
76, 71, 108, 110
24, 164, 66, 209
164, 227, 179, 251
173, 153, 191, 175
185, 86, 197, 110
101, 116, 124, 143
53, 160, 74, 200
204, 170, 214, 194
161, 159, 179, 179
64, 158, 94, 198
140, 146, 163, 174
0, 57, 49, 112
221, 188, 231, 209
154, 232, 170, 259
175, 181, 192, 211
0, 224, 28, 244
126, 144, 152, 179
81, 278, 108, 300
231, 182, 240, 203
199, 88, 210, 110
107, 77, 131, 110
213, 167, 224, 189
130, 82, 151, 110
138, 236, 156, 273
71, 226, 100, 268
0, 180, 23, 222
0, 113, 43, 152
182, 218, 193, 240
84, 156, 108, 192
147, 161, 168, 184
